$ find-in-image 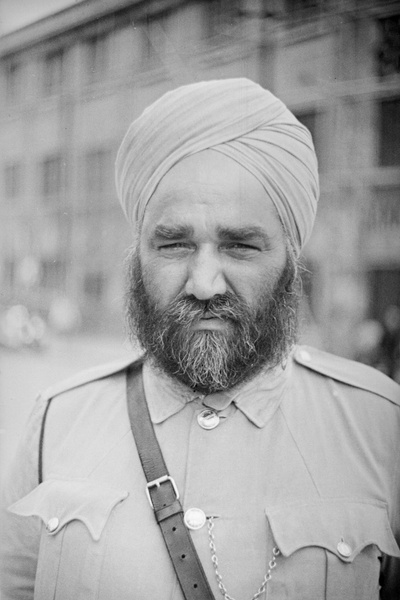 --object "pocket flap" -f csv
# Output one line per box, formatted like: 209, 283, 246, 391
8, 479, 129, 541
265, 499, 400, 562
